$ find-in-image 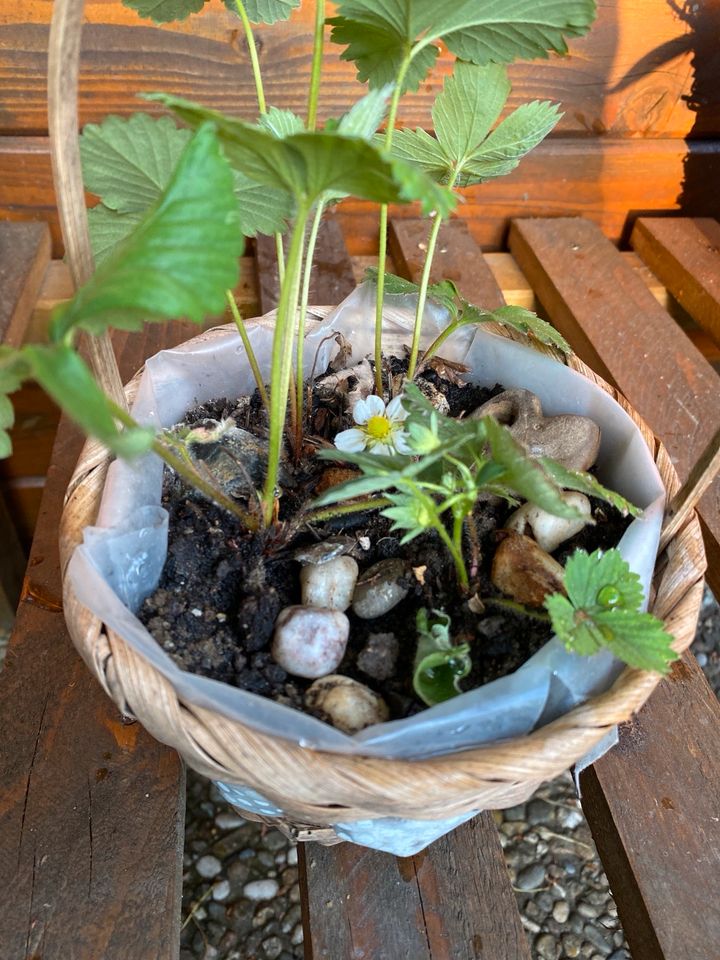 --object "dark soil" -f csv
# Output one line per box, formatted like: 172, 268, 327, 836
139, 365, 630, 723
